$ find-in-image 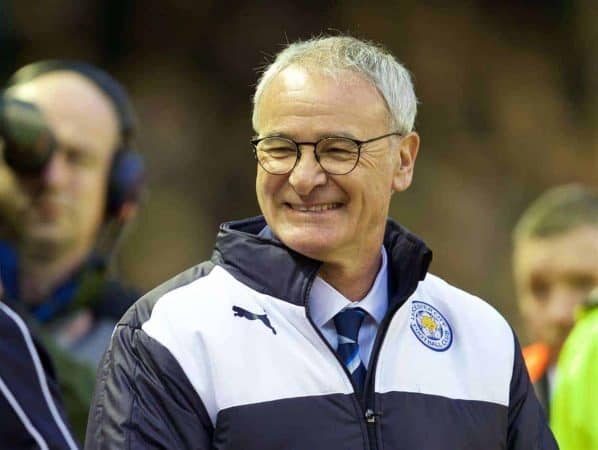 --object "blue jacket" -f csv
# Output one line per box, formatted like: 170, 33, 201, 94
0, 301, 79, 449
85, 216, 557, 449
